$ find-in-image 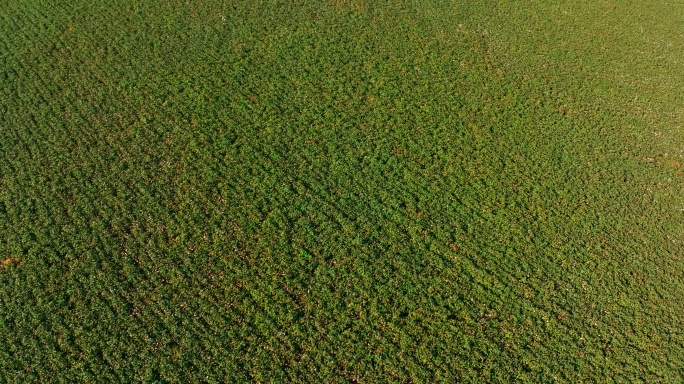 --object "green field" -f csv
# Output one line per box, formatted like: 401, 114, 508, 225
2, 0, 684, 381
